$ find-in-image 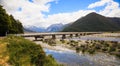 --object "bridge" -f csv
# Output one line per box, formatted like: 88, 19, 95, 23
17, 32, 102, 40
